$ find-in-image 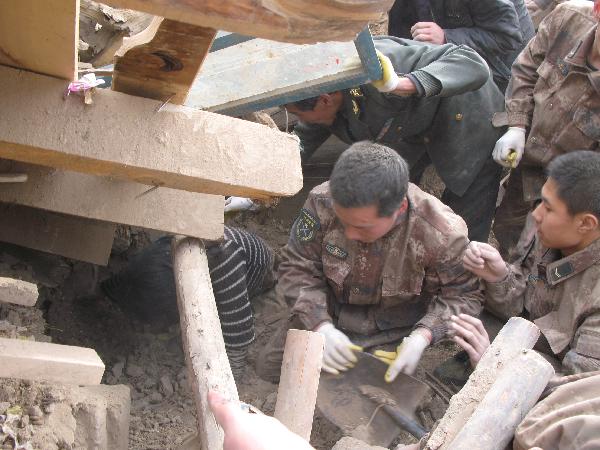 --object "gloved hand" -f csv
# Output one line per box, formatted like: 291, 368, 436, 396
374, 332, 429, 382
371, 50, 400, 93
224, 196, 258, 213
316, 322, 363, 375
492, 127, 526, 168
